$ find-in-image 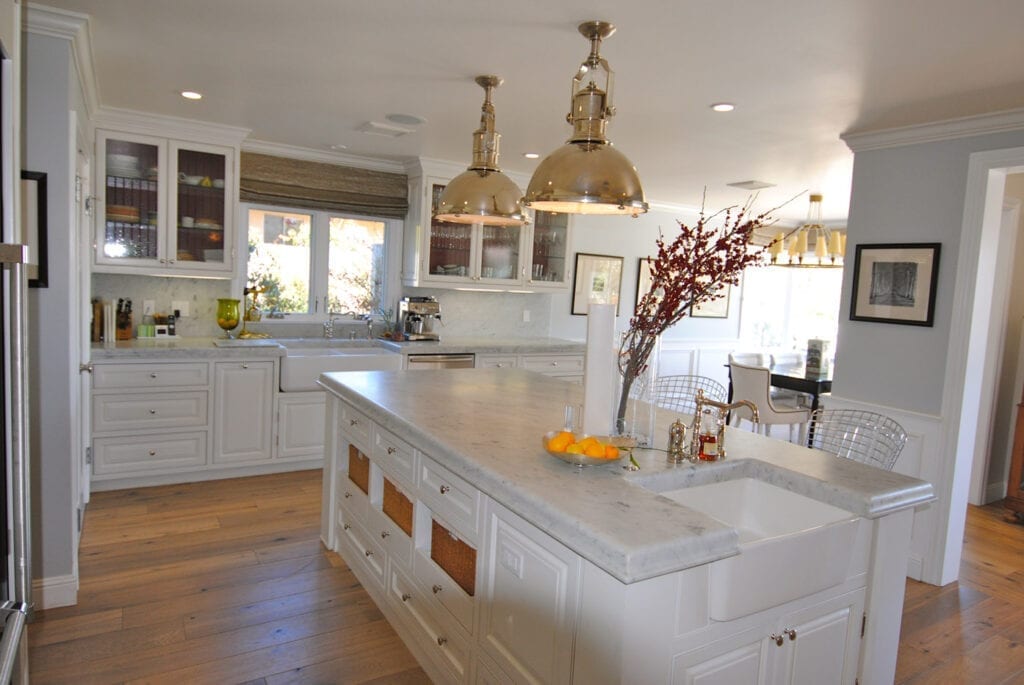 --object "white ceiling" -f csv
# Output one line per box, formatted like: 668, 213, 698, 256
30, 0, 1024, 223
